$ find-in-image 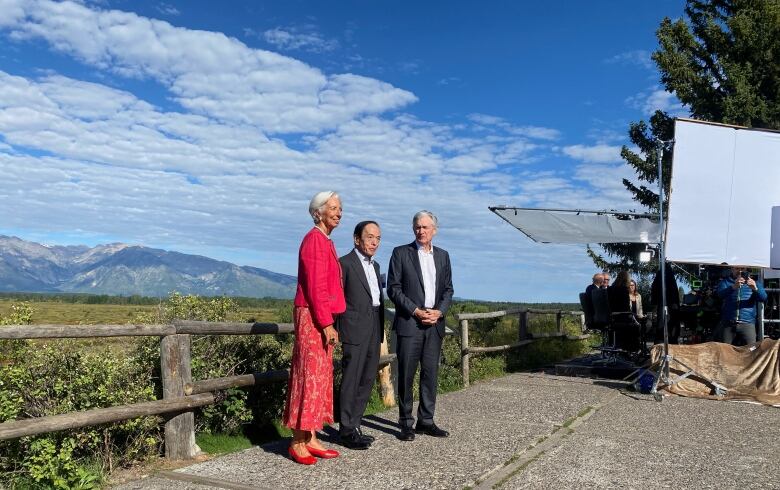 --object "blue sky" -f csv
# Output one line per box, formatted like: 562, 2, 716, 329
0, 0, 687, 302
